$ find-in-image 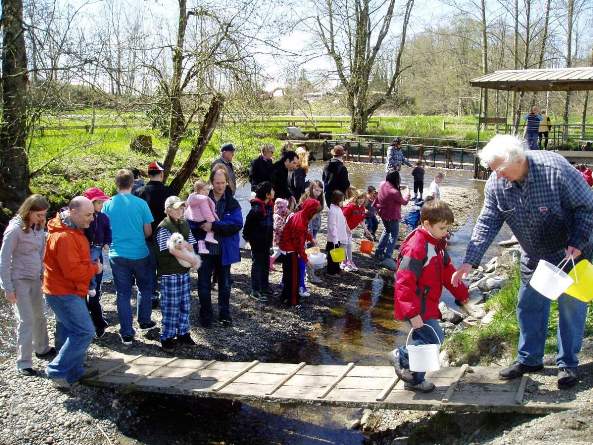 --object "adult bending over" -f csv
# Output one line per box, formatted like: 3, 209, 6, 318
0, 195, 55, 376
452, 134, 593, 389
